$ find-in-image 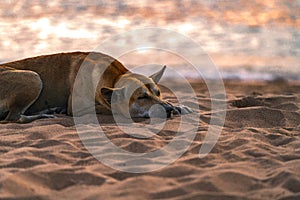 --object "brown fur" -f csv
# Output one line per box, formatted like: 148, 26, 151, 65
0, 52, 191, 123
